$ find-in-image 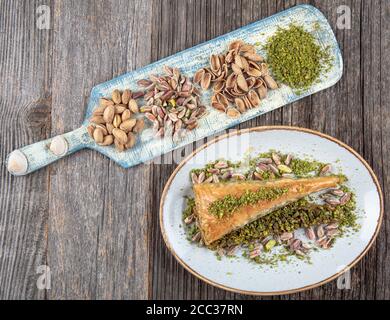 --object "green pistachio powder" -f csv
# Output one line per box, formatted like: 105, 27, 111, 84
209, 187, 288, 219
264, 23, 333, 93
182, 151, 359, 267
